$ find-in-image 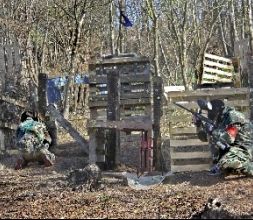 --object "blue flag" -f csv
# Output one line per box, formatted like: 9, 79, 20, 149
120, 11, 133, 27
